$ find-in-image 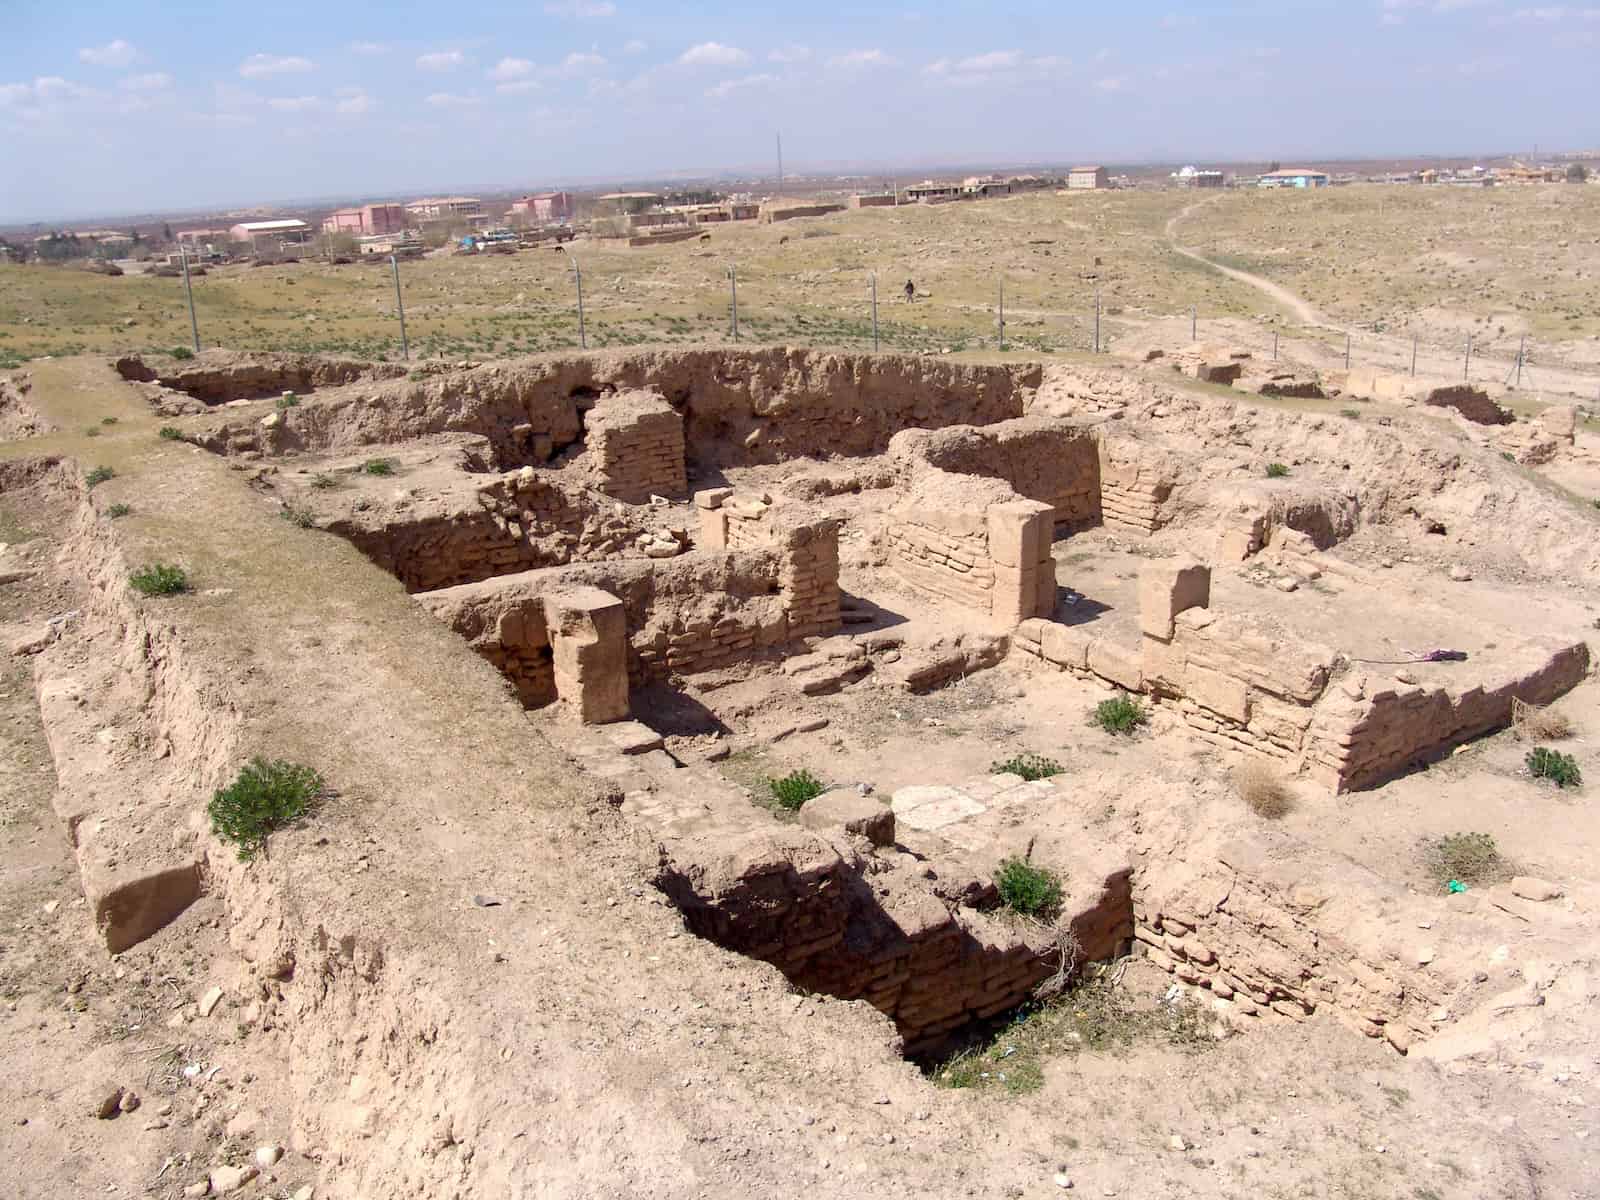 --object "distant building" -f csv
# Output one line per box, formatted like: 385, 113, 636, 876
511, 191, 575, 223
597, 192, 661, 215
963, 175, 1013, 198
176, 228, 229, 245
228, 219, 312, 246
323, 203, 406, 236
1188, 170, 1225, 189
1257, 168, 1329, 189
848, 193, 897, 208
902, 181, 962, 203
356, 233, 423, 258
1067, 166, 1109, 190
404, 196, 485, 221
